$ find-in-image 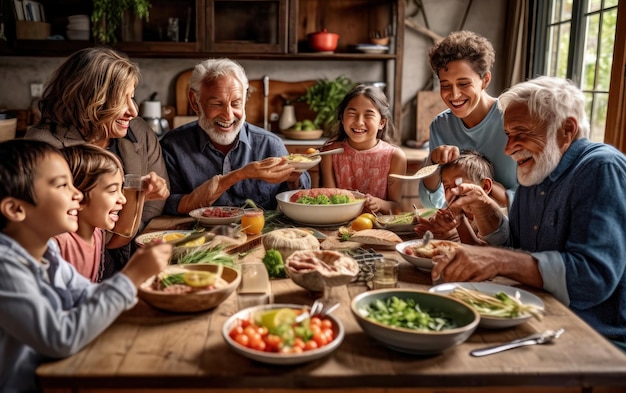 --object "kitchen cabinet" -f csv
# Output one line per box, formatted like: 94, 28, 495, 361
1, 0, 404, 129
